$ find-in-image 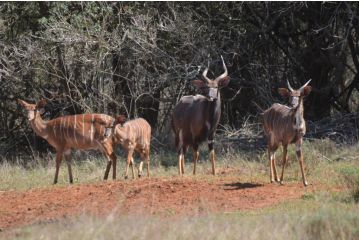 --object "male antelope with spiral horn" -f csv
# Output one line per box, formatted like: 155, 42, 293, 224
172, 56, 230, 176
262, 79, 312, 186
